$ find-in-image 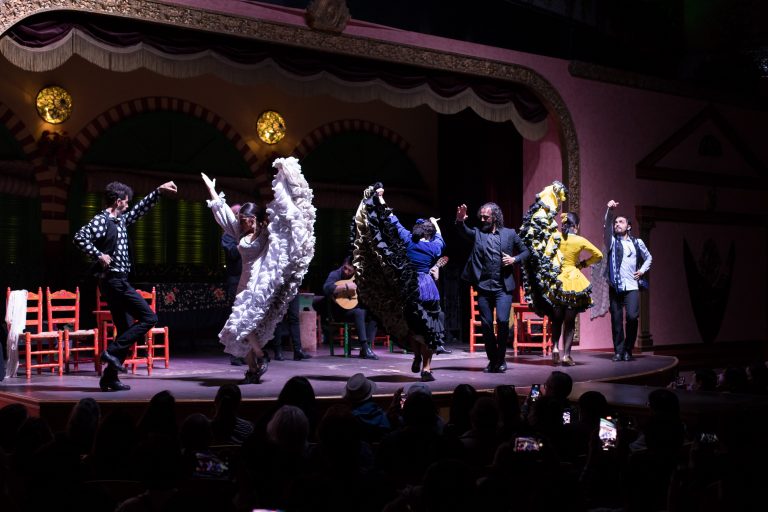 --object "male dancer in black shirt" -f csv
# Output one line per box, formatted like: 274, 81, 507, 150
74, 180, 177, 391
